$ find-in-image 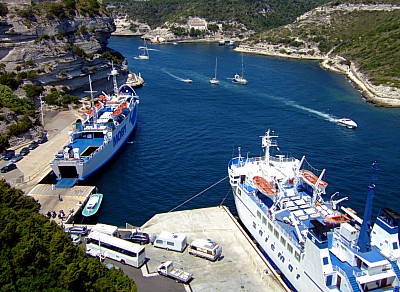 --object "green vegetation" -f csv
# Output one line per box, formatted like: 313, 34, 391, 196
257, 7, 400, 88
0, 85, 35, 114
0, 180, 137, 291
0, 2, 8, 16
105, 0, 331, 31
45, 88, 80, 108
16, 0, 108, 21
